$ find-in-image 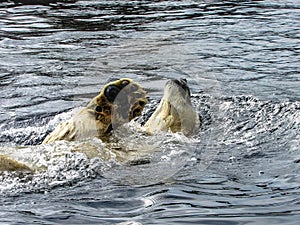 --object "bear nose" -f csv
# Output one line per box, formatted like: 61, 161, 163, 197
172, 78, 188, 90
